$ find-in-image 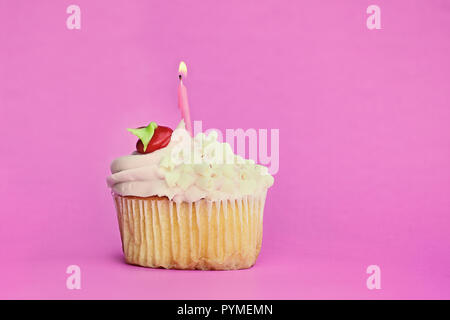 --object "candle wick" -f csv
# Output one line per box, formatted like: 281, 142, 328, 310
178, 74, 182, 80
